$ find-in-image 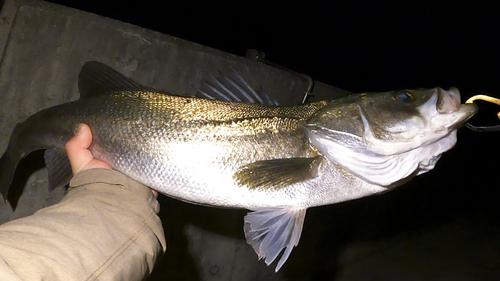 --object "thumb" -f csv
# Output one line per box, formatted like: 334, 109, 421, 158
65, 124, 96, 174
